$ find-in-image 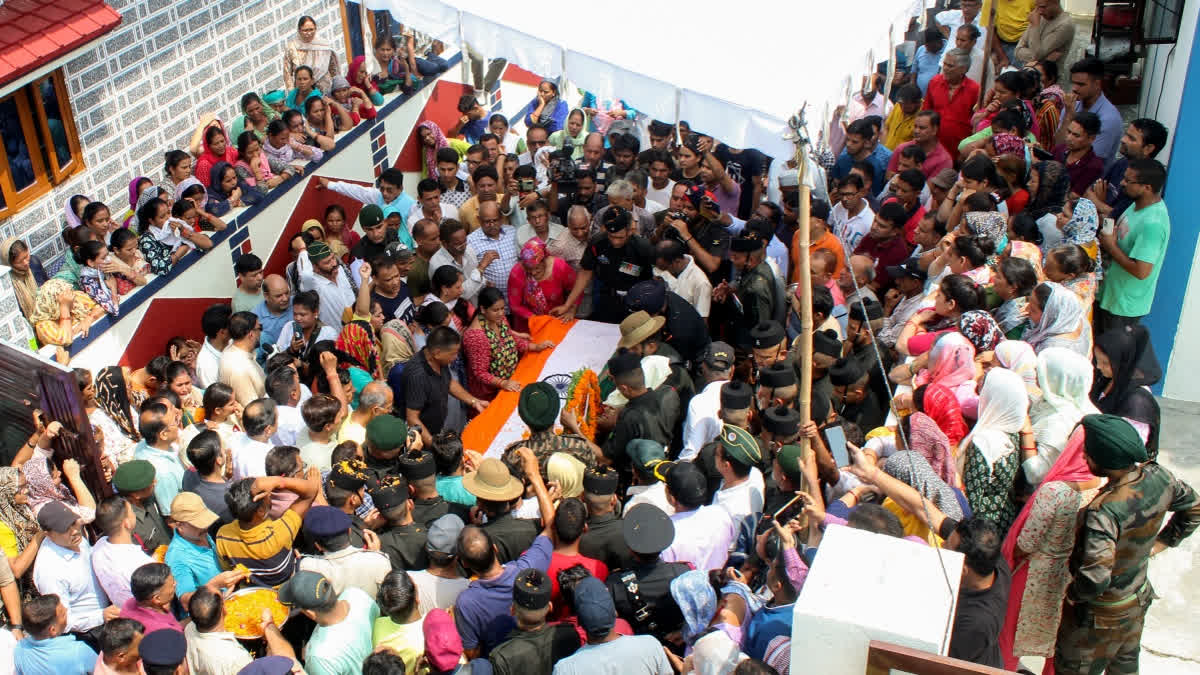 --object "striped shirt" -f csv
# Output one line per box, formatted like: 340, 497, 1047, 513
215, 510, 302, 587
